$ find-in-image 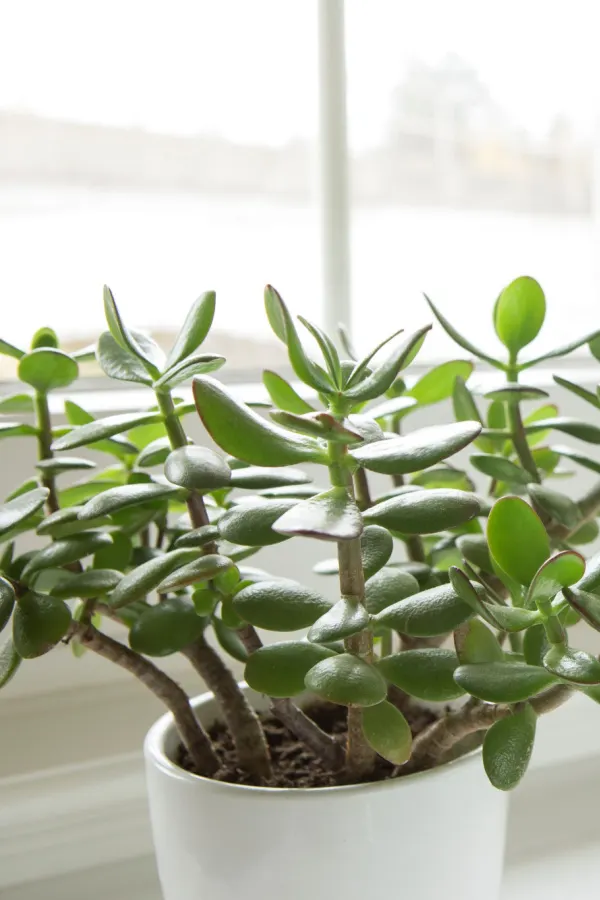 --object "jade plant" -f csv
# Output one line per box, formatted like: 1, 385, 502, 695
2, 276, 600, 790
